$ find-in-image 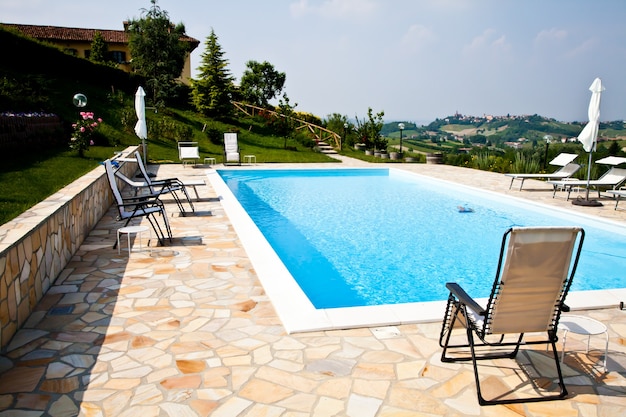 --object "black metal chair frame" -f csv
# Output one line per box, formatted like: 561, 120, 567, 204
105, 160, 172, 248
134, 151, 195, 213
439, 227, 585, 406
